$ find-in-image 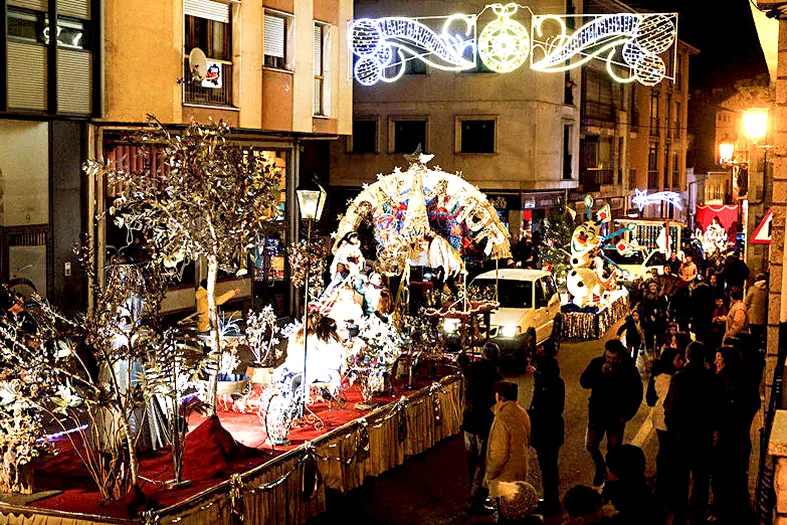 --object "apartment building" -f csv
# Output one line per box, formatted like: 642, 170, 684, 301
329, 0, 582, 240
578, 0, 697, 222
1, 0, 353, 315
1, 0, 100, 311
